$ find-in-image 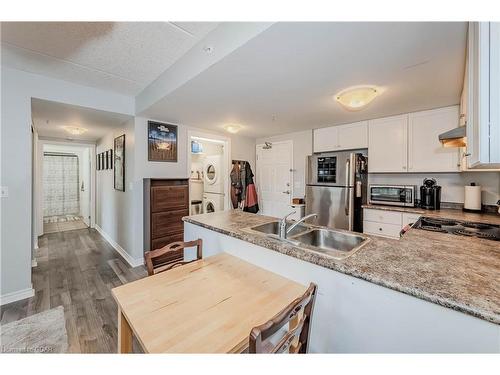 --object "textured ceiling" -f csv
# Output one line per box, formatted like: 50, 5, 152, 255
32, 98, 133, 142
1, 22, 218, 95
142, 22, 467, 138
